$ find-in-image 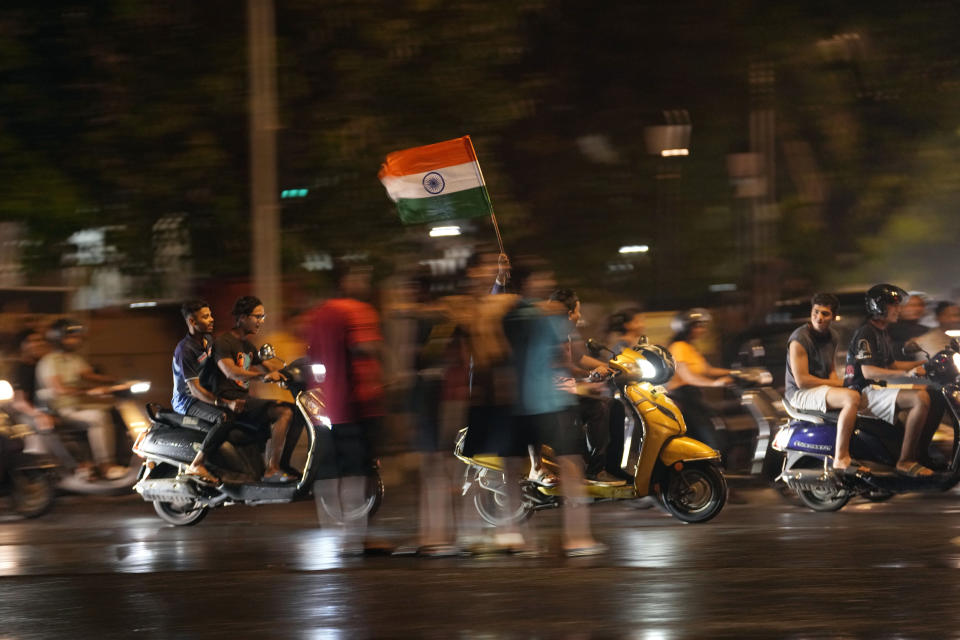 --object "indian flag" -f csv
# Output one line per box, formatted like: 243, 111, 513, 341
378, 136, 493, 225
